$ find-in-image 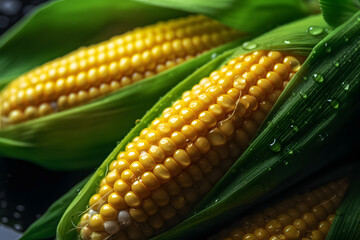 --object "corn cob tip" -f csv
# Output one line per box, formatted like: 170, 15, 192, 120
0, 14, 242, 129
76, 50, 304, 240
210, 178, 349, 240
